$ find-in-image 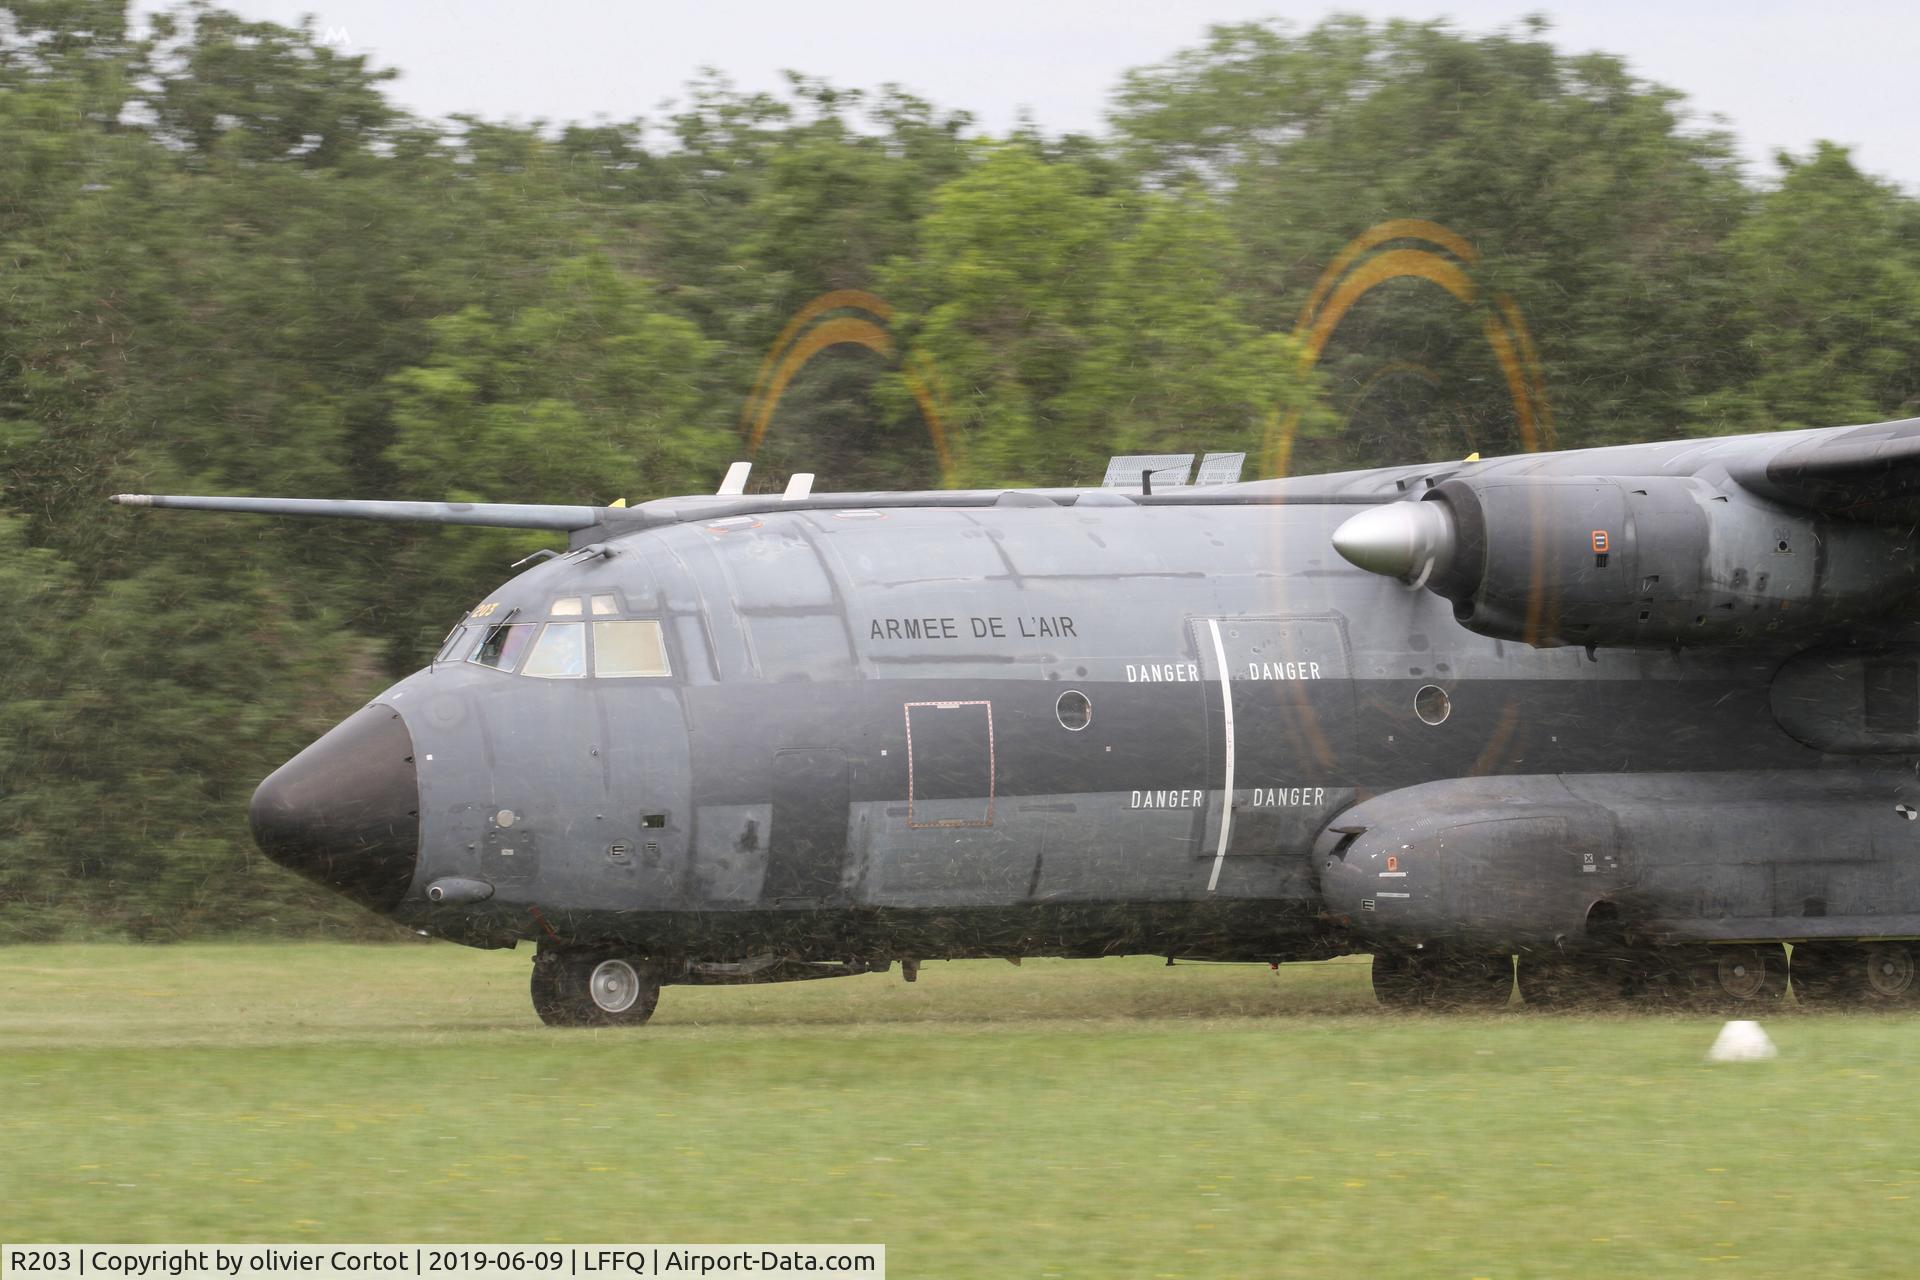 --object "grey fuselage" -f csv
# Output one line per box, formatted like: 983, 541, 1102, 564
297, 468, 1917, 964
